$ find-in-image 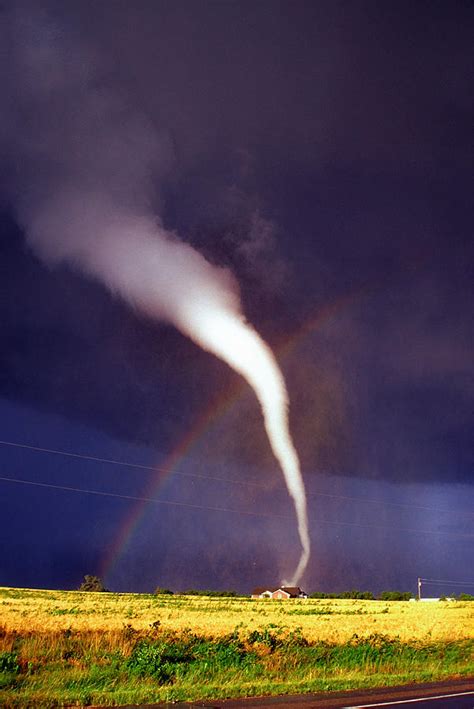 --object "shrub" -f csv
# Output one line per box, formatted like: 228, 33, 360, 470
183, 589, 238, 597
0, 651, 19, 674
193, 638, 252, 670
126, 640, 189, 683
78, 575, 108, 592
340, 590, 375, 600
246, 625, 283, 651
378, 591, 412, 601
309, 590, 375, 600
154, 587, 174, 595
